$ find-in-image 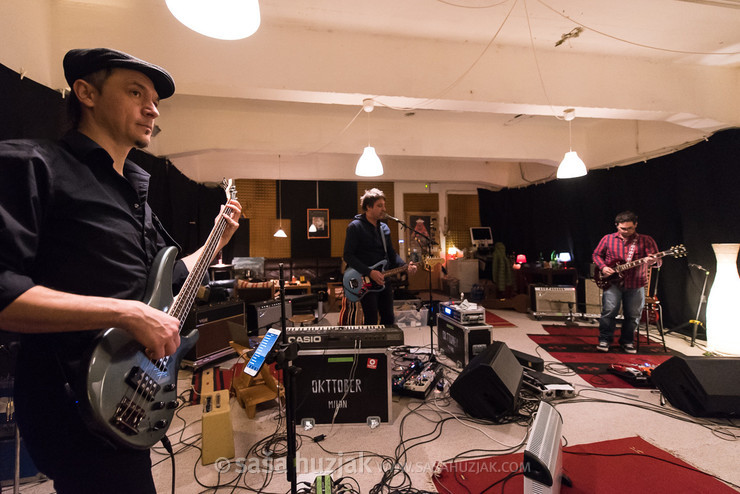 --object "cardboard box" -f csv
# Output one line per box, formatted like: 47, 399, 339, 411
395, 308, 429, 328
